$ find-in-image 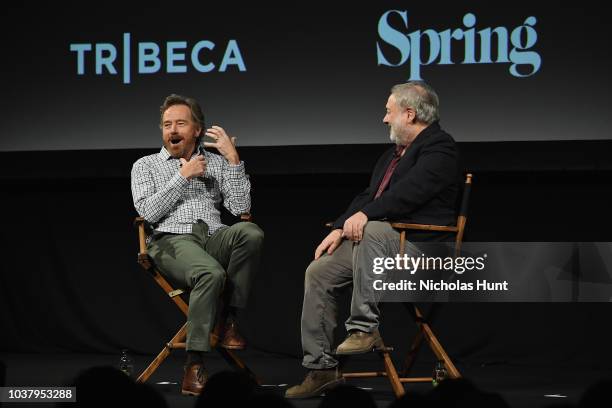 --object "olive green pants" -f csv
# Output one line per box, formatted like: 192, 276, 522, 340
148, 221, 264, 351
